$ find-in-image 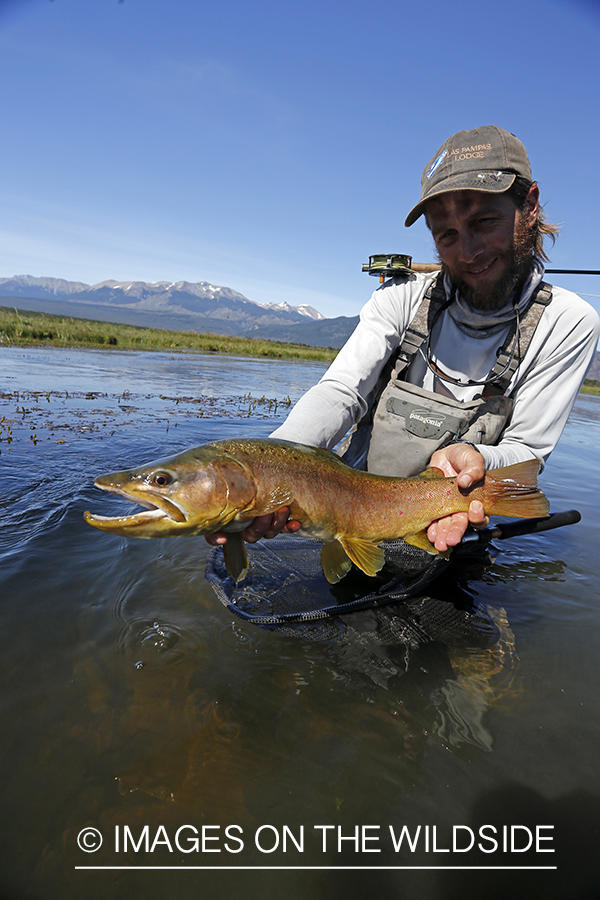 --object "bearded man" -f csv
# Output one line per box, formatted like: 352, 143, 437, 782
208, 125, 599, 554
